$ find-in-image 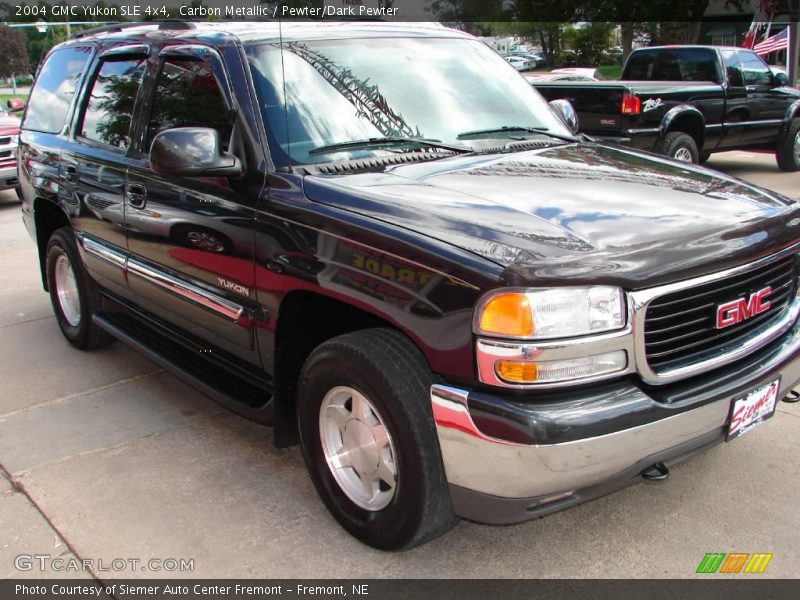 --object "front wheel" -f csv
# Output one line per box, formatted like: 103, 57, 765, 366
776, 118, 800, 172
658, 132, 699, 164
297, 328, 457, 550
